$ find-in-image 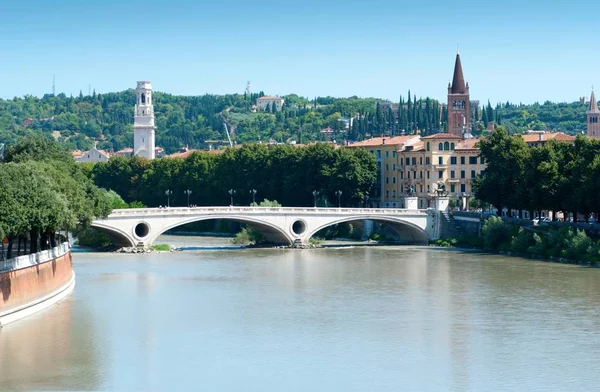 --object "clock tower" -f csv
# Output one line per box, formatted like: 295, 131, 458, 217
587, 89, 600, 139
447, 52, 470, 138
133, 81, 156, 159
